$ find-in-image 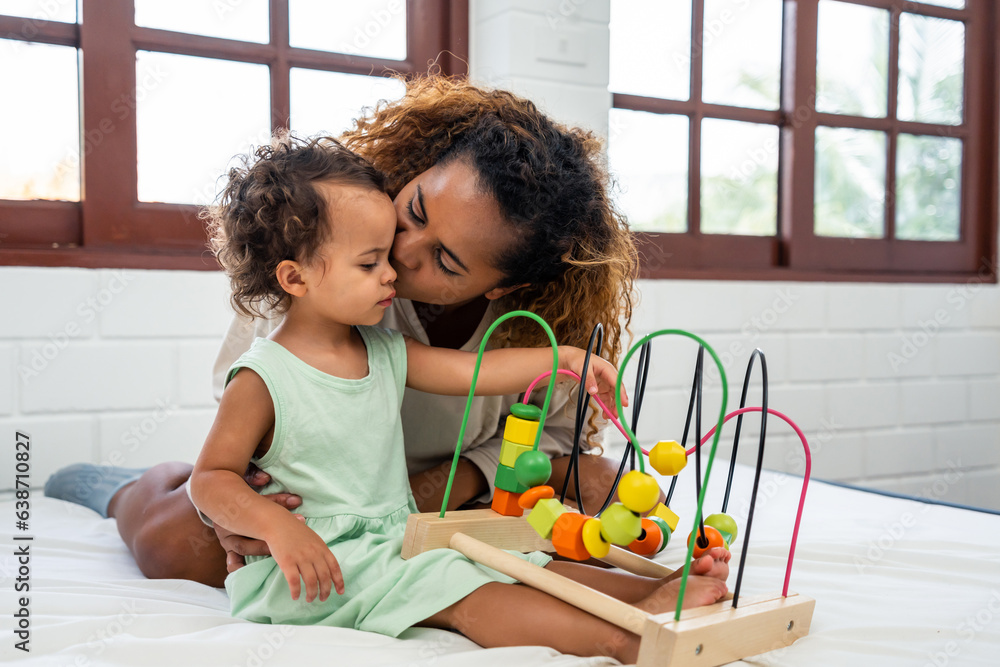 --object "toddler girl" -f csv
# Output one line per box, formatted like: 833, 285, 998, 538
190, 135, 729, 663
